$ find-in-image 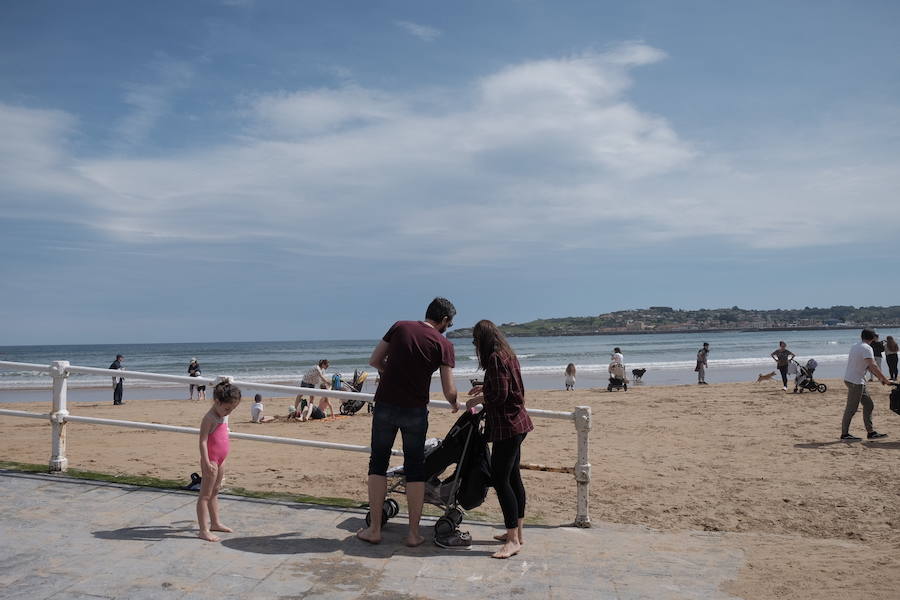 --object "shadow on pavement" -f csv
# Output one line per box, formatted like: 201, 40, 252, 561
93, 525, 197, 541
